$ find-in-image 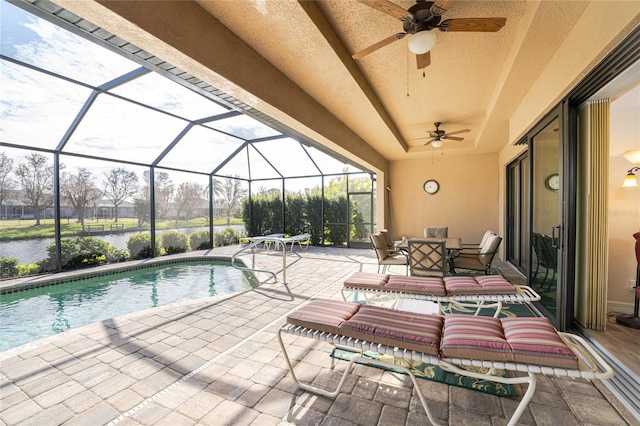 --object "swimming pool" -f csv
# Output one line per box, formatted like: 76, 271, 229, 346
0, 259, 257, 352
